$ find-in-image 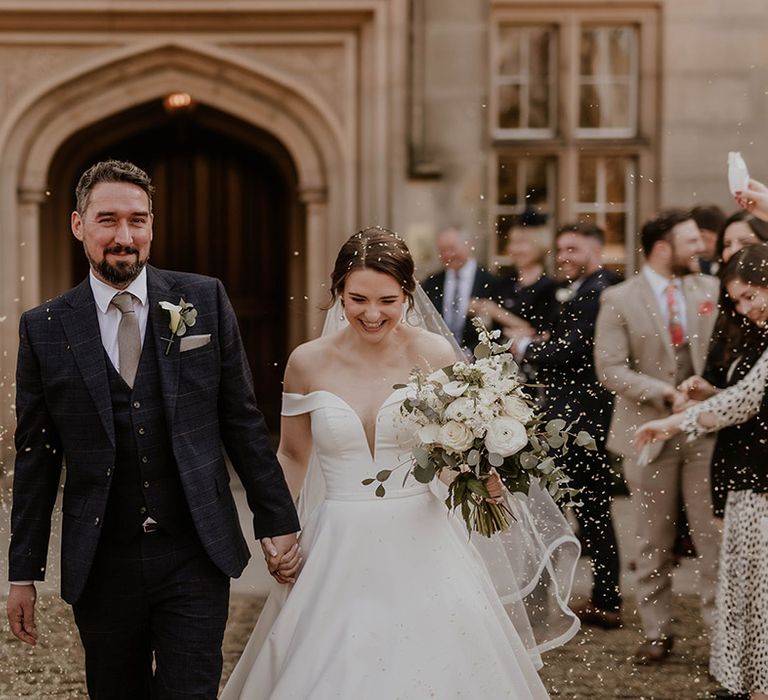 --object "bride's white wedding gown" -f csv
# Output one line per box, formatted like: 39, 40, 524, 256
221, 388, 551, 699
